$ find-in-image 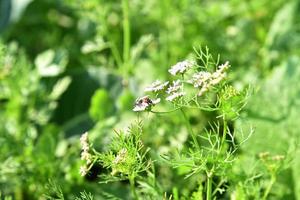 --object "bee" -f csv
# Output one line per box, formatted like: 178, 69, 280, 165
133, 96, 154, 112
136, 96, 153, 106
